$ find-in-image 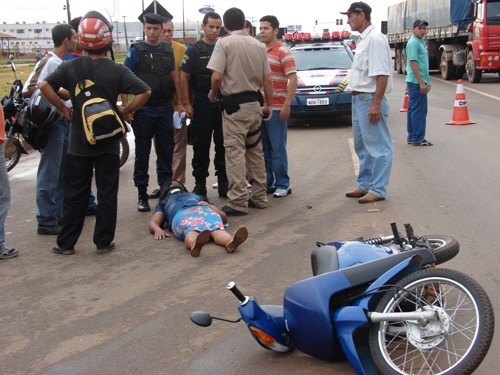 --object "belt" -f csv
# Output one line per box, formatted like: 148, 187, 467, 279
351, 91, 373, 96
222, 91, 261, 105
